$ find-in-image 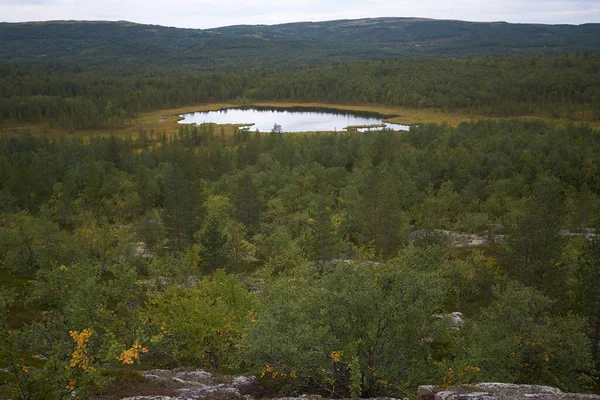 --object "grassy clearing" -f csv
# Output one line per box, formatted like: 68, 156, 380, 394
1, 101, 598, 139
